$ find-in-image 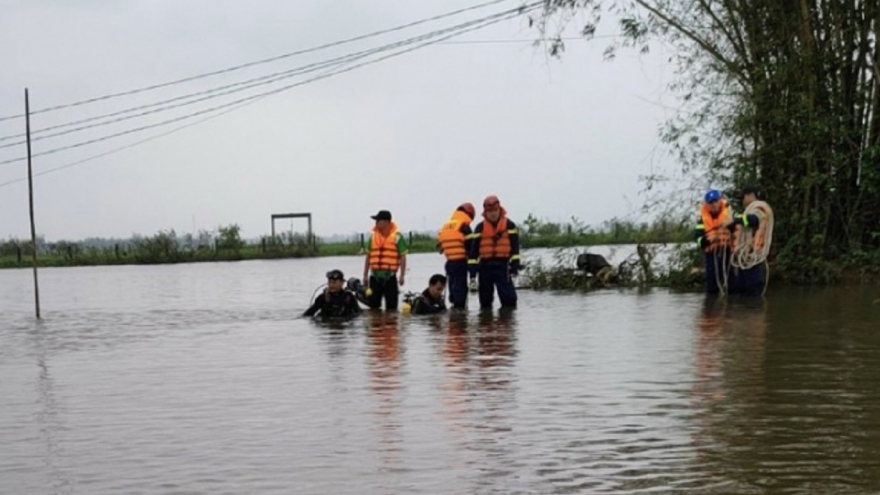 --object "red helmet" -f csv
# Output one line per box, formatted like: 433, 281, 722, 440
483, 195, 500, 209
459, 202, 476, 218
